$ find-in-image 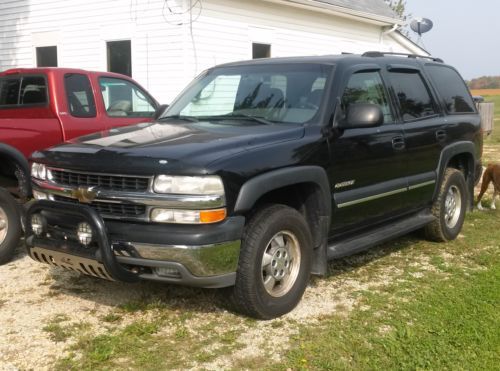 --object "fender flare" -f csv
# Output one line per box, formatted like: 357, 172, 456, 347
234, 165, 331, 217
234, 165, 331, 276
0, 143, 31, 195
434, 141, 476, 205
